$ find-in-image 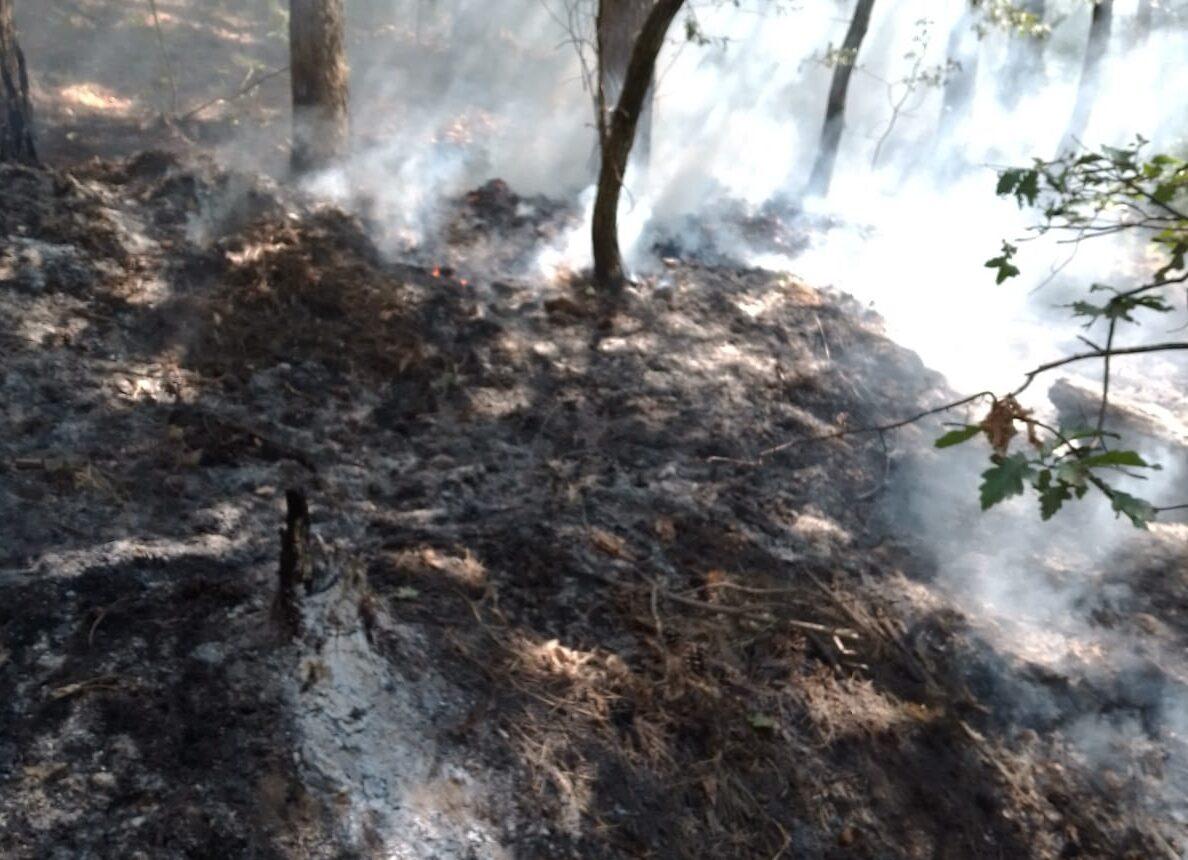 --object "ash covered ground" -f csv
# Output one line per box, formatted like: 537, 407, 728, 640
4, 2, 1188, 856
2, 151, 1187, 860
